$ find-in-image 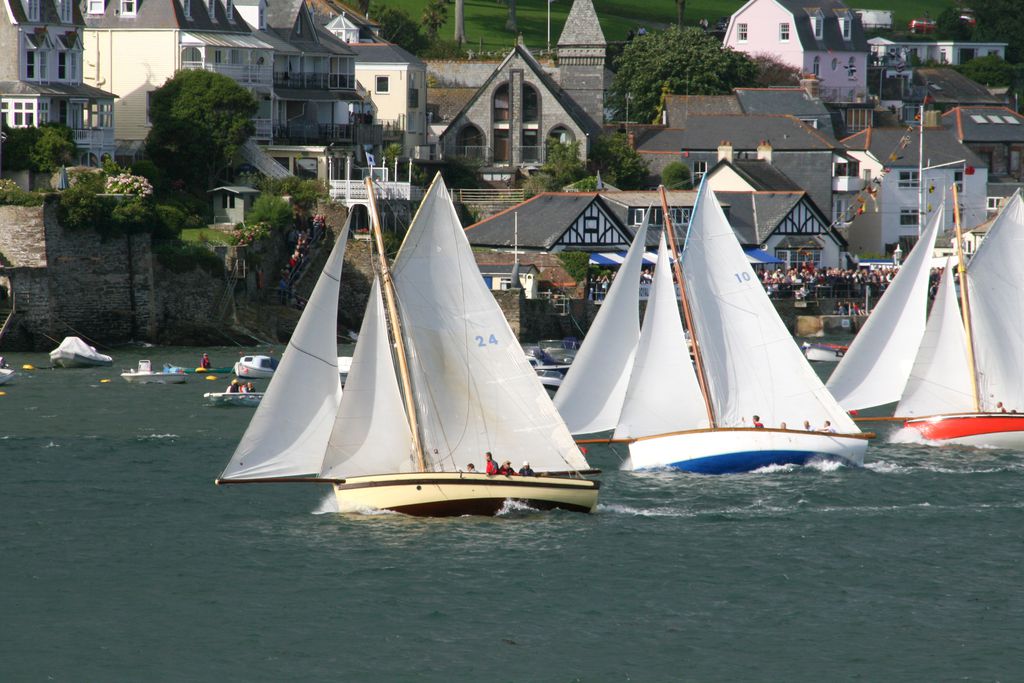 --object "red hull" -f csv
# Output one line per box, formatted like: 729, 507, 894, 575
903, 413, 1024, 443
